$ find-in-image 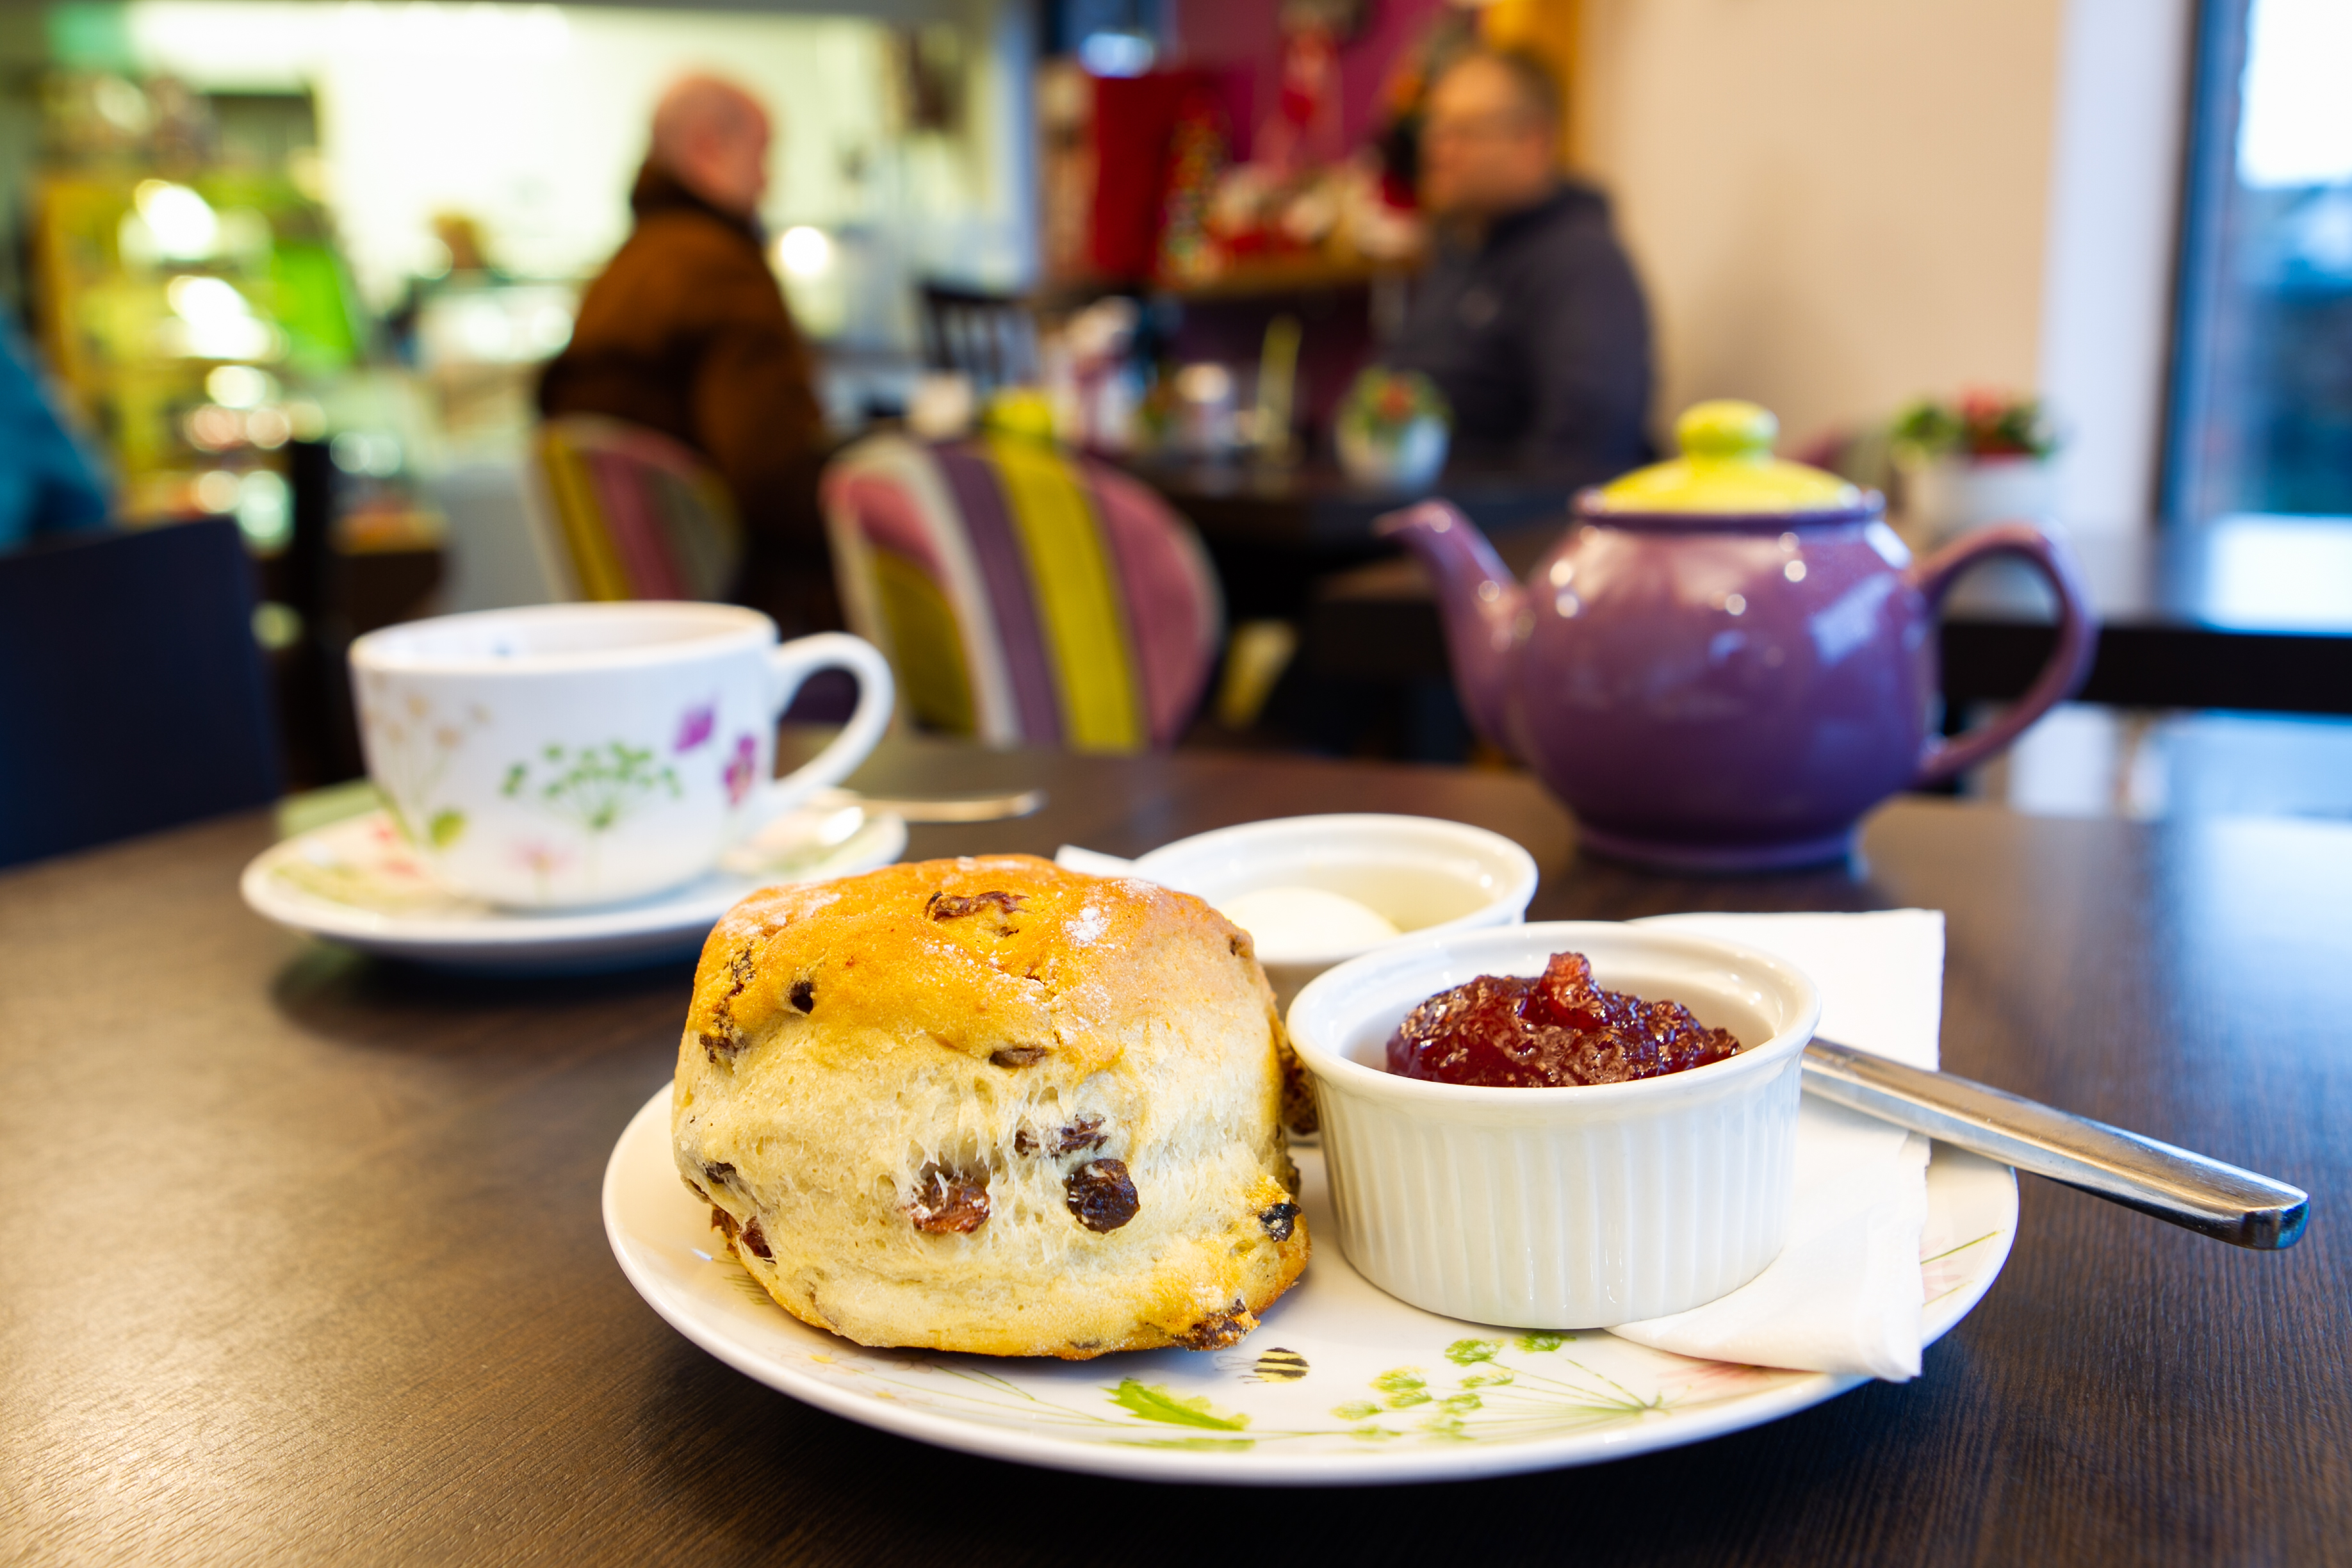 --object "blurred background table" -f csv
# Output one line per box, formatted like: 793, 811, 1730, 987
1302, 512, 2352, 721
1121, 459, 1570, 621
1, 738, 2339, 1564
1130, 460, 1571, 553
1938, 514, 2352, 715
